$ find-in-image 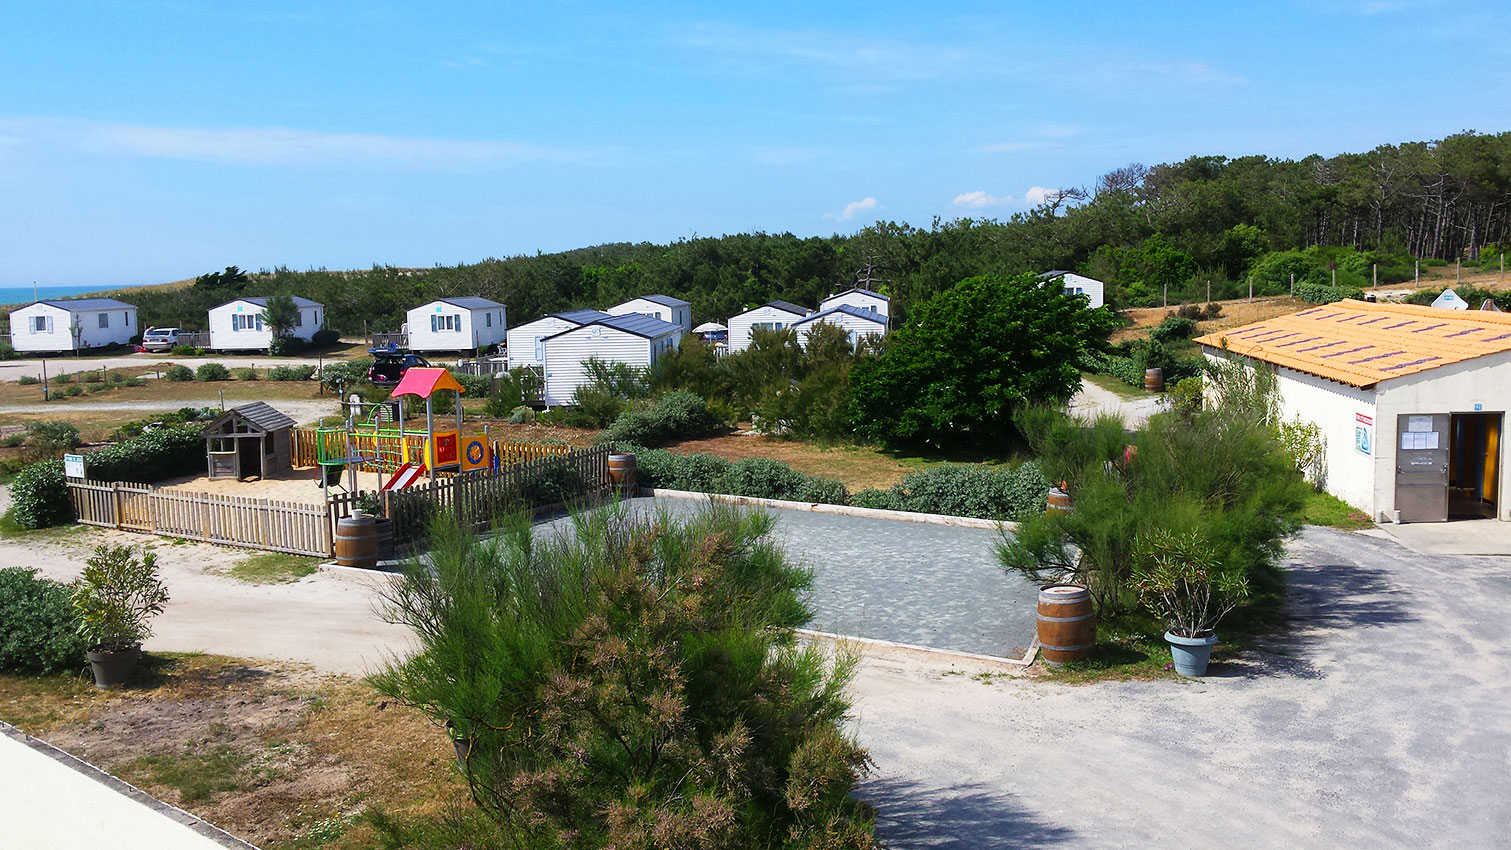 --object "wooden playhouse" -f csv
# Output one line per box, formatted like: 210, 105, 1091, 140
202, 402, 297, 480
